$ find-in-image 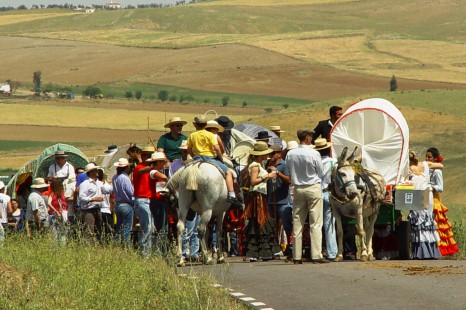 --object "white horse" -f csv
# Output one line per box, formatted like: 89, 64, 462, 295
330, 146, 386, 262
167, 161, 230, 266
